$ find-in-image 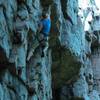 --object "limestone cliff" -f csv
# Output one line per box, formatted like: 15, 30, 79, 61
0, 0, 52, 100
0, 0, 100, 100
